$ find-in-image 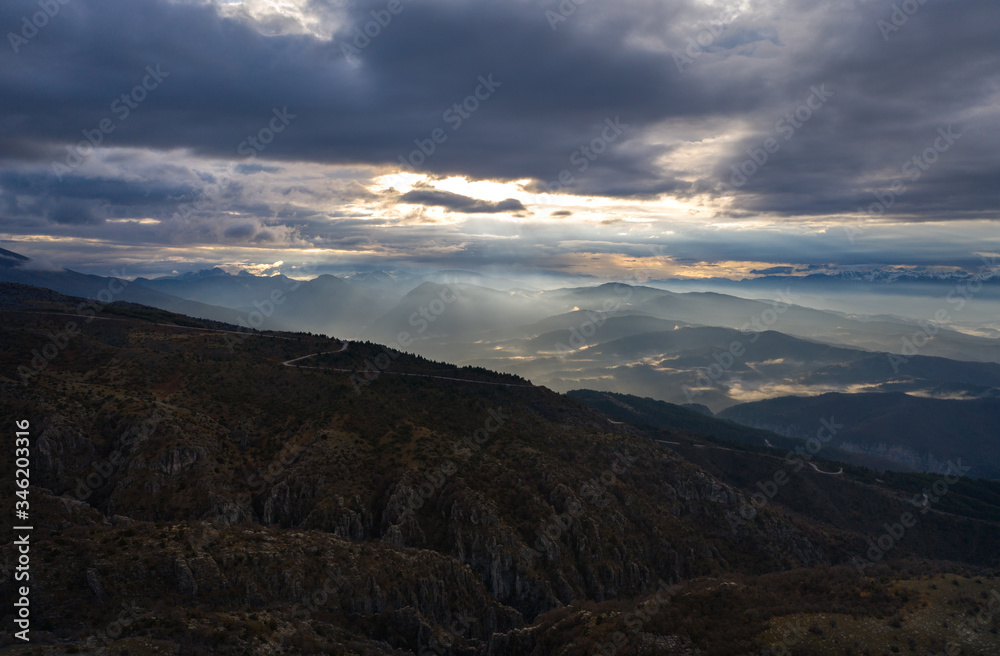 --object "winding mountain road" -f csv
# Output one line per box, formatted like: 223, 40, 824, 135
281, 344, 533, 387
281, 341, 350, 365
807, 462, 844, 475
